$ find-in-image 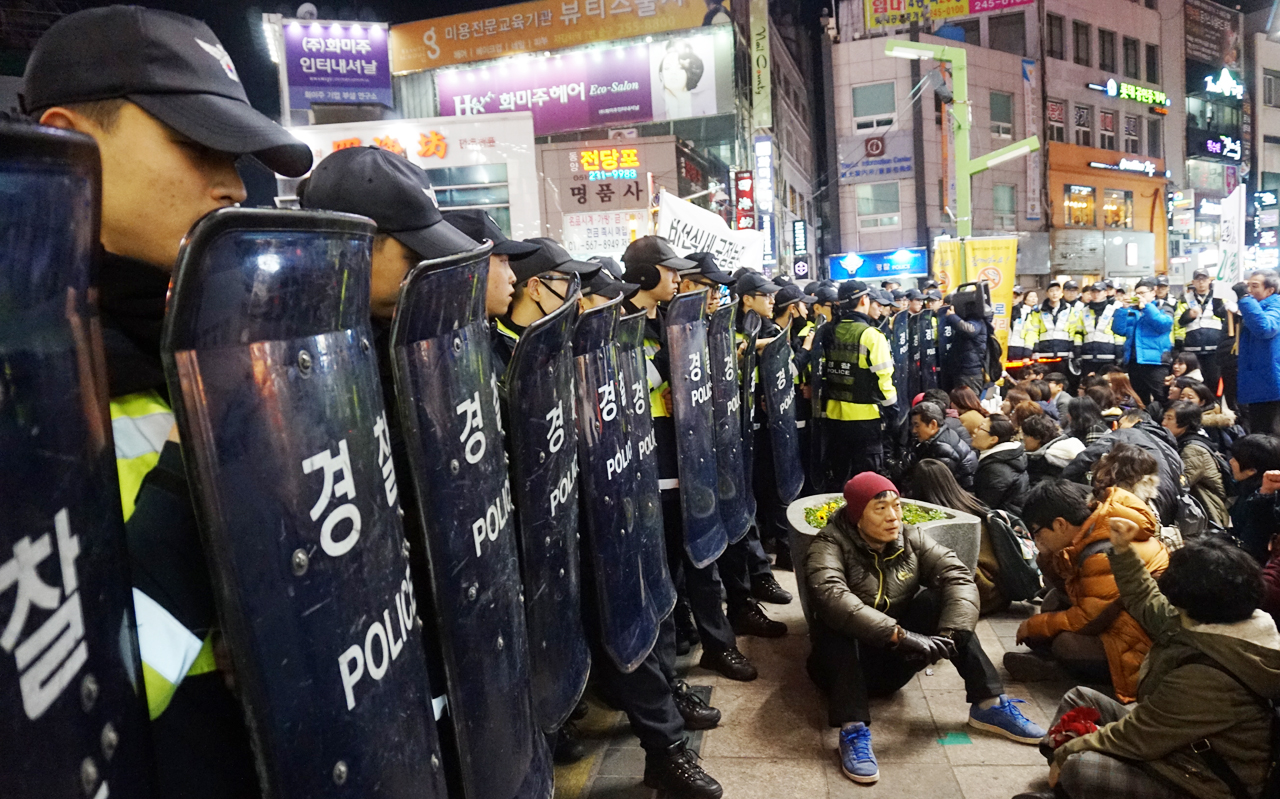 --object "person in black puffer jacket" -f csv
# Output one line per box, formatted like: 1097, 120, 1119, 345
970, 413, 1030, 517
1061, 408, 1185, 525
909, 401, 978, 490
